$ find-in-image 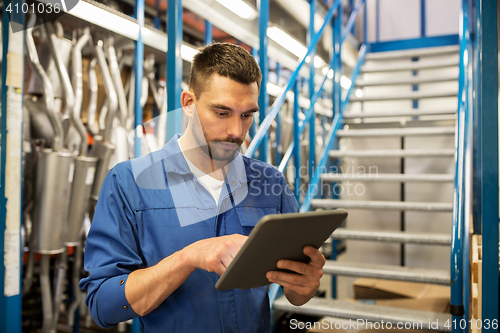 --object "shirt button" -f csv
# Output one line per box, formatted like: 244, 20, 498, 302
123, 305, 128, 310
232, 182, 236, 185
120, 280, 125, 285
